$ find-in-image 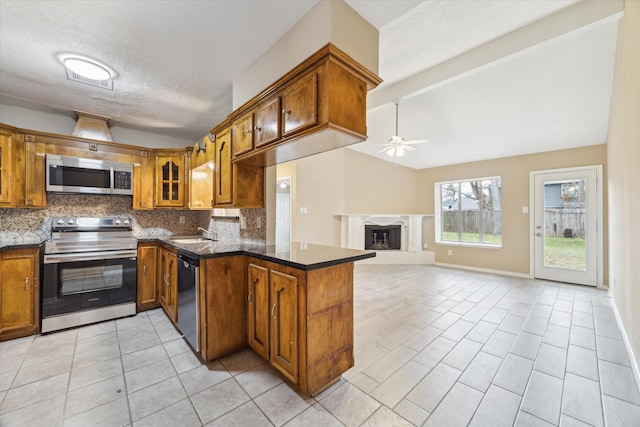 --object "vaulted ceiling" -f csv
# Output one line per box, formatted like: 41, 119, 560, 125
0, 0, 621, 169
